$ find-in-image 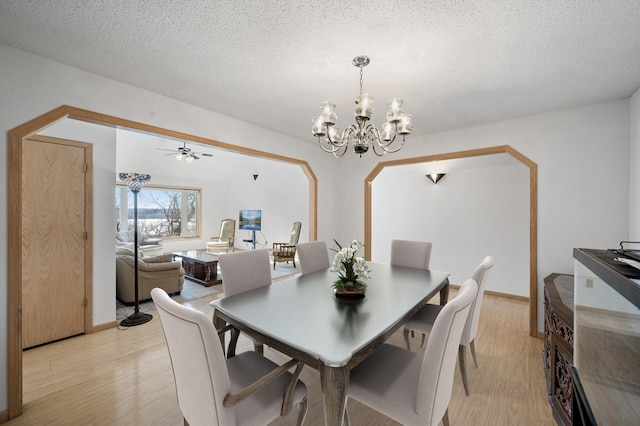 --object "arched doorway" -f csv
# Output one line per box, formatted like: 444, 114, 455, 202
7, 105, 319, 418
364, 145, 538, 336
